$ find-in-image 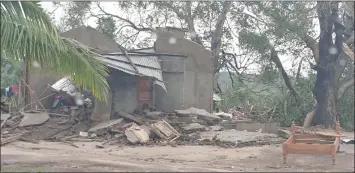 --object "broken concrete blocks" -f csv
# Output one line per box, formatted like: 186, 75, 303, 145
19, 111, 50, 127
182, 123, 206, 133
125, 123, 150, 144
